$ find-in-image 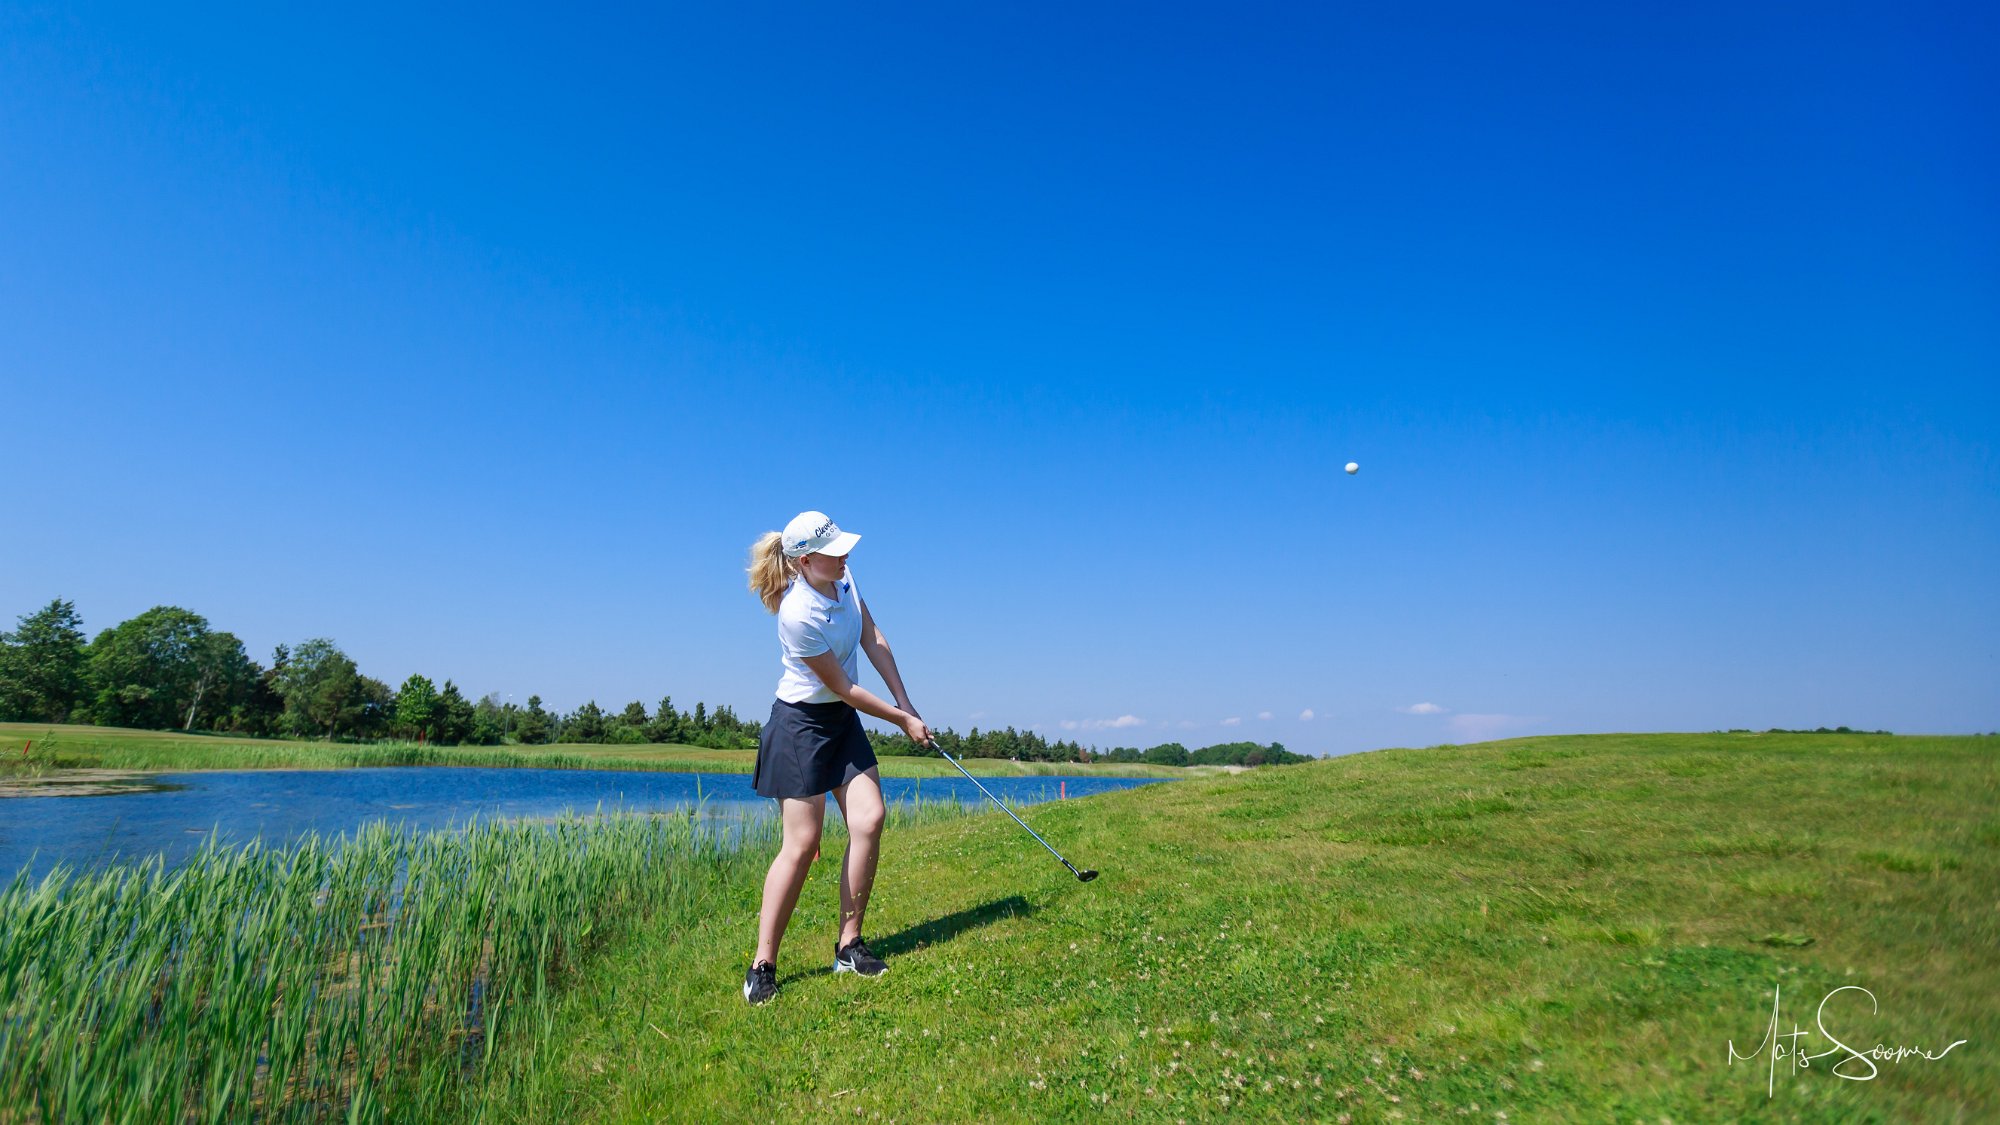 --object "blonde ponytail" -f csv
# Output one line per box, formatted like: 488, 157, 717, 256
747, 531, 798, 614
